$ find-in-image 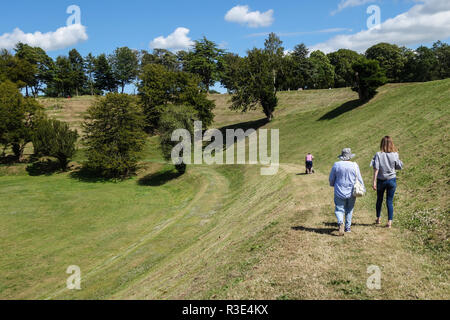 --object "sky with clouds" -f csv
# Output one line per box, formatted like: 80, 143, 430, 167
1, 0, 449, 59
